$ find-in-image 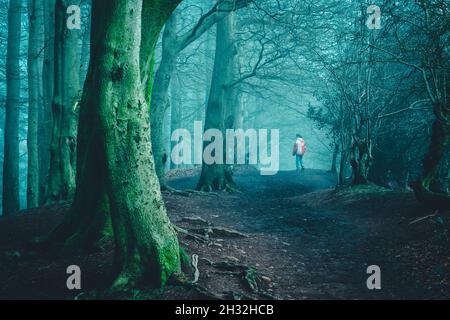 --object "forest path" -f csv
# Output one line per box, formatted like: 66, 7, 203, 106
168, 168, 450, 299
0, 168, 448, 299
170, 168, 336, 233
